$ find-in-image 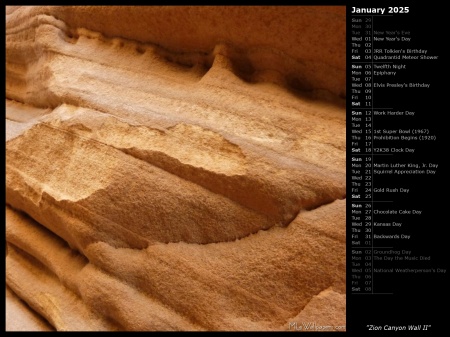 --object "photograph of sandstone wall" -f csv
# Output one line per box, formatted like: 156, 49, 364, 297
5, 6, 346, 331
